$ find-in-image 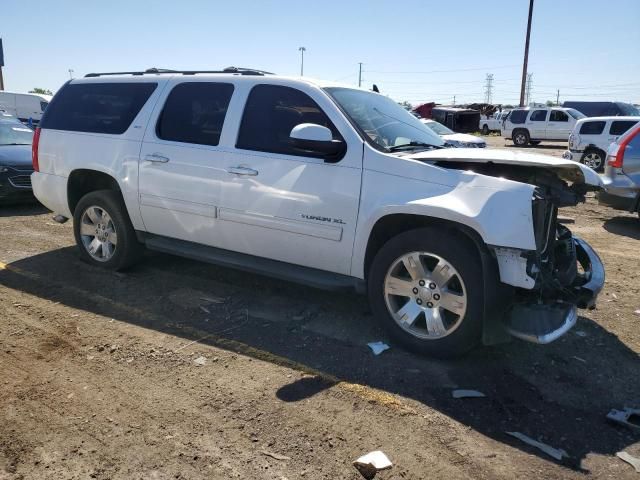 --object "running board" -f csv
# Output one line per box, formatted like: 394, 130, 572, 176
142, 233, 364, 292
504, 302, 577, 344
